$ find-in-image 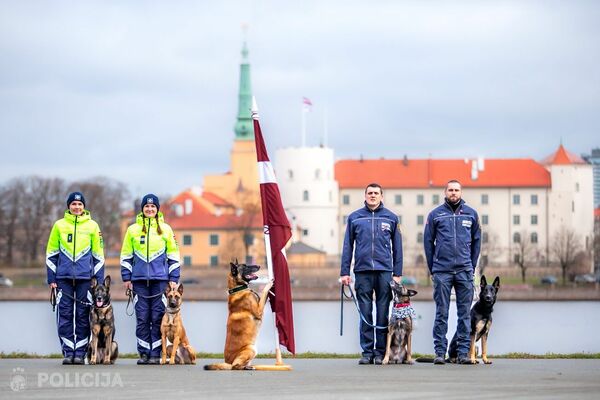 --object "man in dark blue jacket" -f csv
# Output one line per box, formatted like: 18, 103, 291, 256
341, 183, 403, 365
424, 180, 481, 365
